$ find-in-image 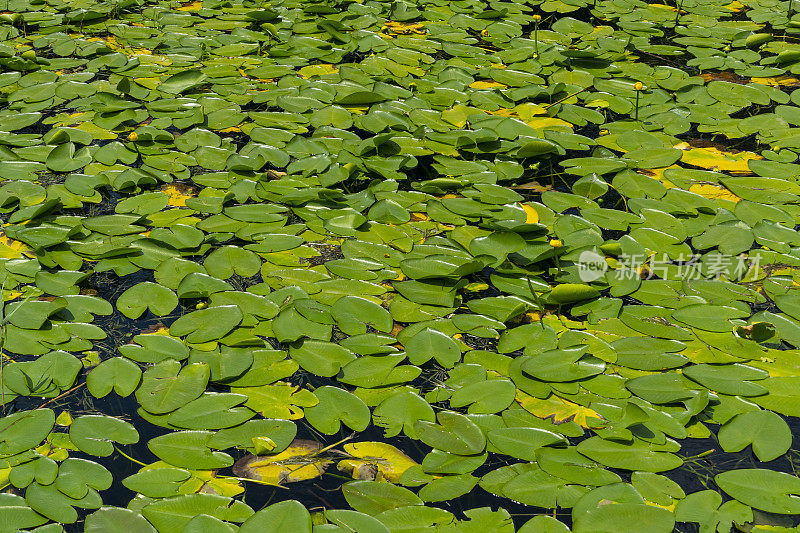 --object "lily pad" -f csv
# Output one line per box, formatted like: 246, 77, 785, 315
716, 469, 800, 514
717, 410, 792, 462
116, 282, 179, 319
